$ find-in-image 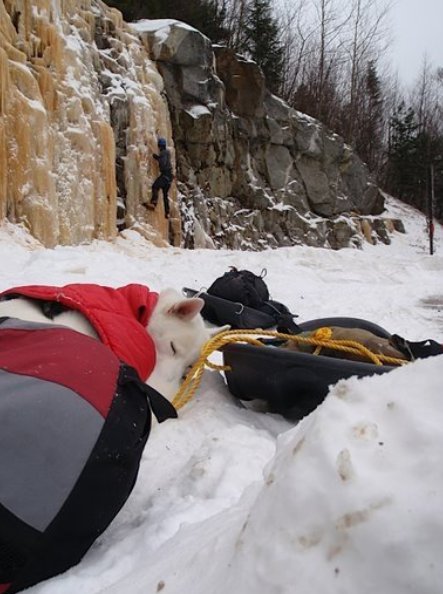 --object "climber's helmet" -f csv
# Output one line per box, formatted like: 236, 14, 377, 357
157, 137, 167, 149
